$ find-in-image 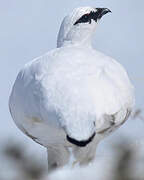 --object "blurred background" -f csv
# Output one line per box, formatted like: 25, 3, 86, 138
0, 0, 144, 179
